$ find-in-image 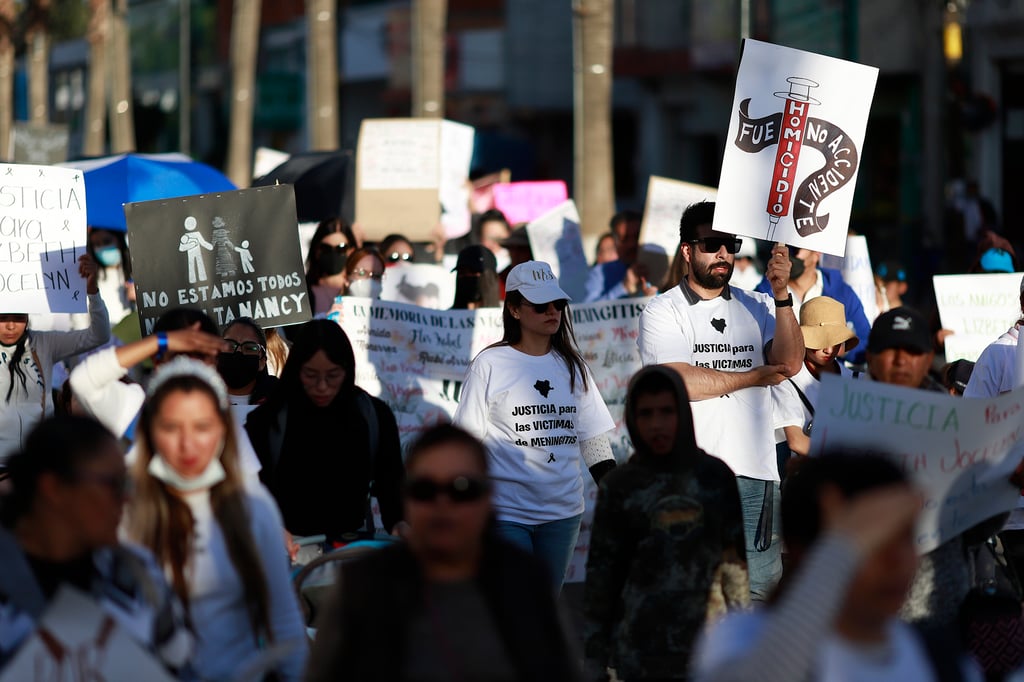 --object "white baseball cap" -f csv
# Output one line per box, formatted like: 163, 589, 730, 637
505, 261, 571, 304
